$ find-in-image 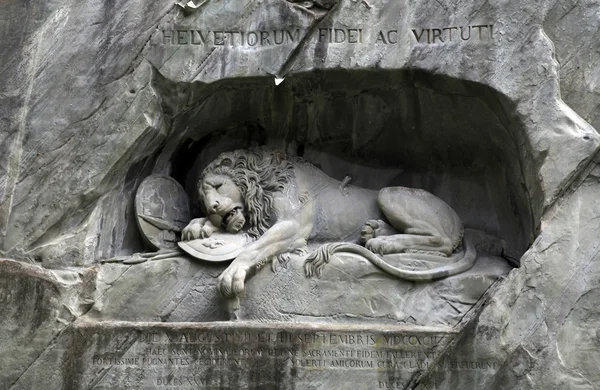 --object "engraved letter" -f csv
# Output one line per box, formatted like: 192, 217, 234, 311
274, 30, 284, 45
432, 28, 444, 43
411, 29, 427, 43
231, 31, 242, 46
348, 29, 359, 43
375, 30, 387, 44
214, 31, 224, 45
387, 30, 398, 44
443, 27, 458, 41
473, 25, 488, 39
191, 30, 206, 45
223, 31, 234, 46
334, 29, 346, 43
162, 30, 174, 45
460, 26, 471, 41
318, 28, 328, 42
177, 30, 188, 45
287, 29, 300, 43
260, 31, 271, 45
247, 31, 258, 46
